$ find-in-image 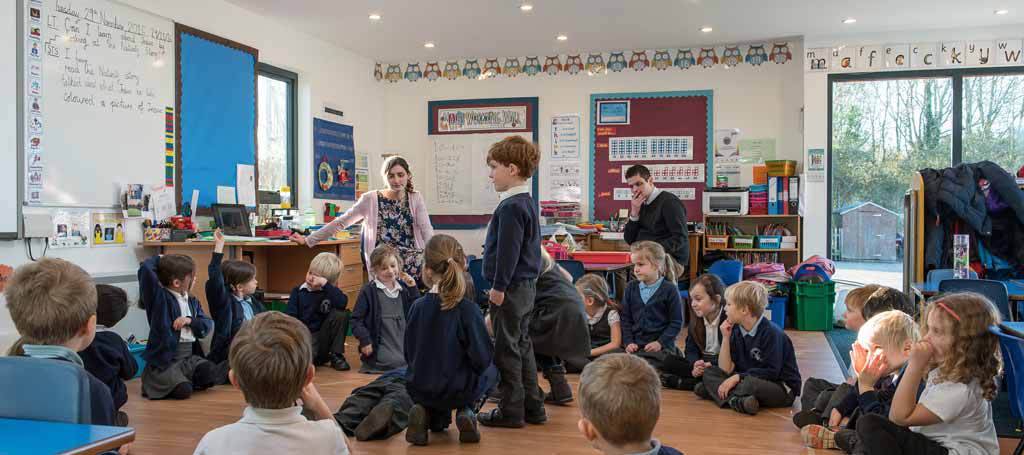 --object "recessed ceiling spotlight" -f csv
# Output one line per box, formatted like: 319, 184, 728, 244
842, 17, 857, 24
995, 9, 1009, 15
368, 13, 382, 21
520, 4, 534, 11
699, 26, 713, 33
556, 34, 568, 41
424, 42, 435, 48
